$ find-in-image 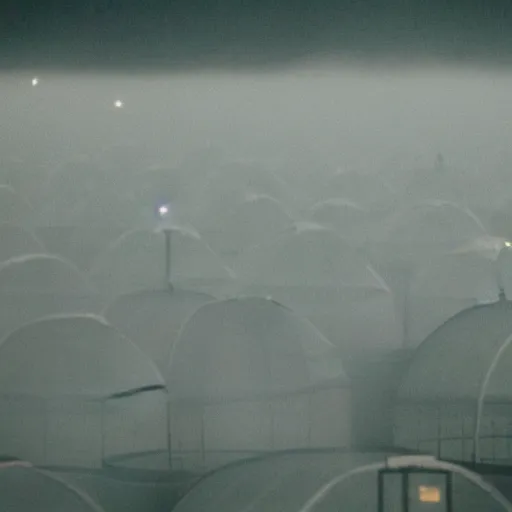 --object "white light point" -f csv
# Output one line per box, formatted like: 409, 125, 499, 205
32, 77, 39, 86
158, 205, 169, 217
114, 100, 124, 108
